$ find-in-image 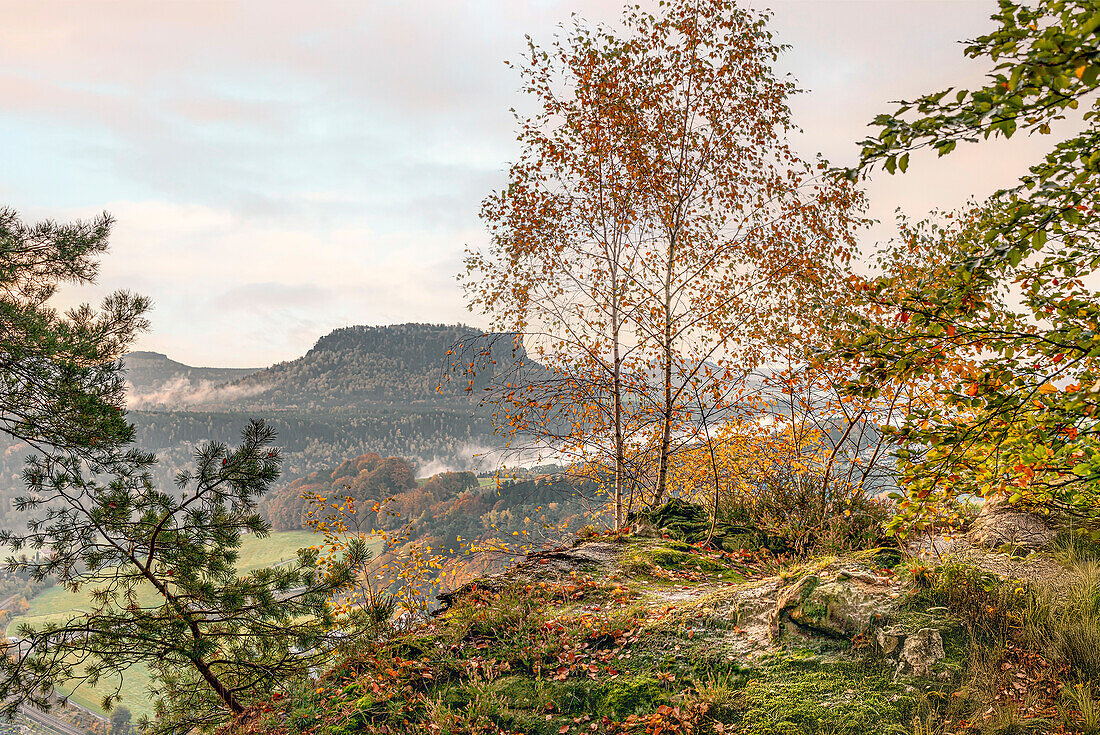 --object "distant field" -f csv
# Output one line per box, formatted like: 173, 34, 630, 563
8, 531, 320, 629
7, 529, 368, 719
